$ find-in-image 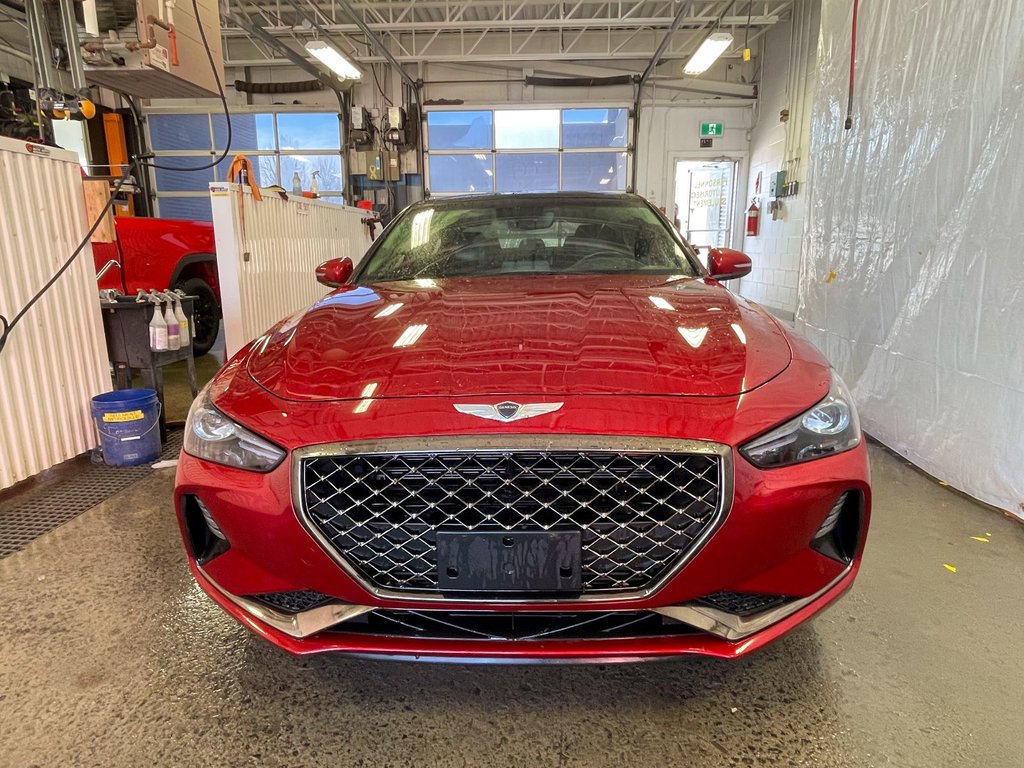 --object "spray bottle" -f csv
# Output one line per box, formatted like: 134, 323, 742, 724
162, 293, 180, 351
174, 289, 194, 341
172, 293, 189, 347
149, 292, 168, 352
311, 170, 321, 198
